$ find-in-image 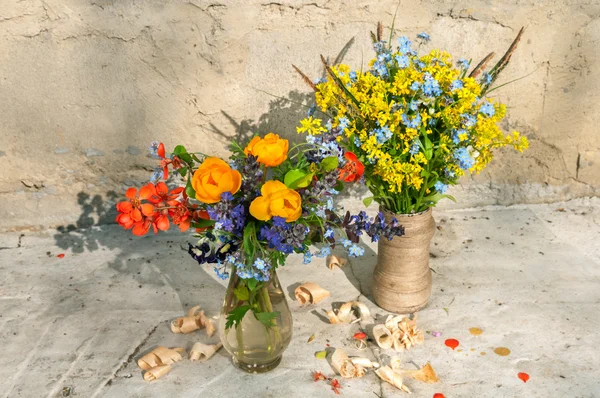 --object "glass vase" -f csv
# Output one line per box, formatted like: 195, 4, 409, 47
218, 269, 293, 373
